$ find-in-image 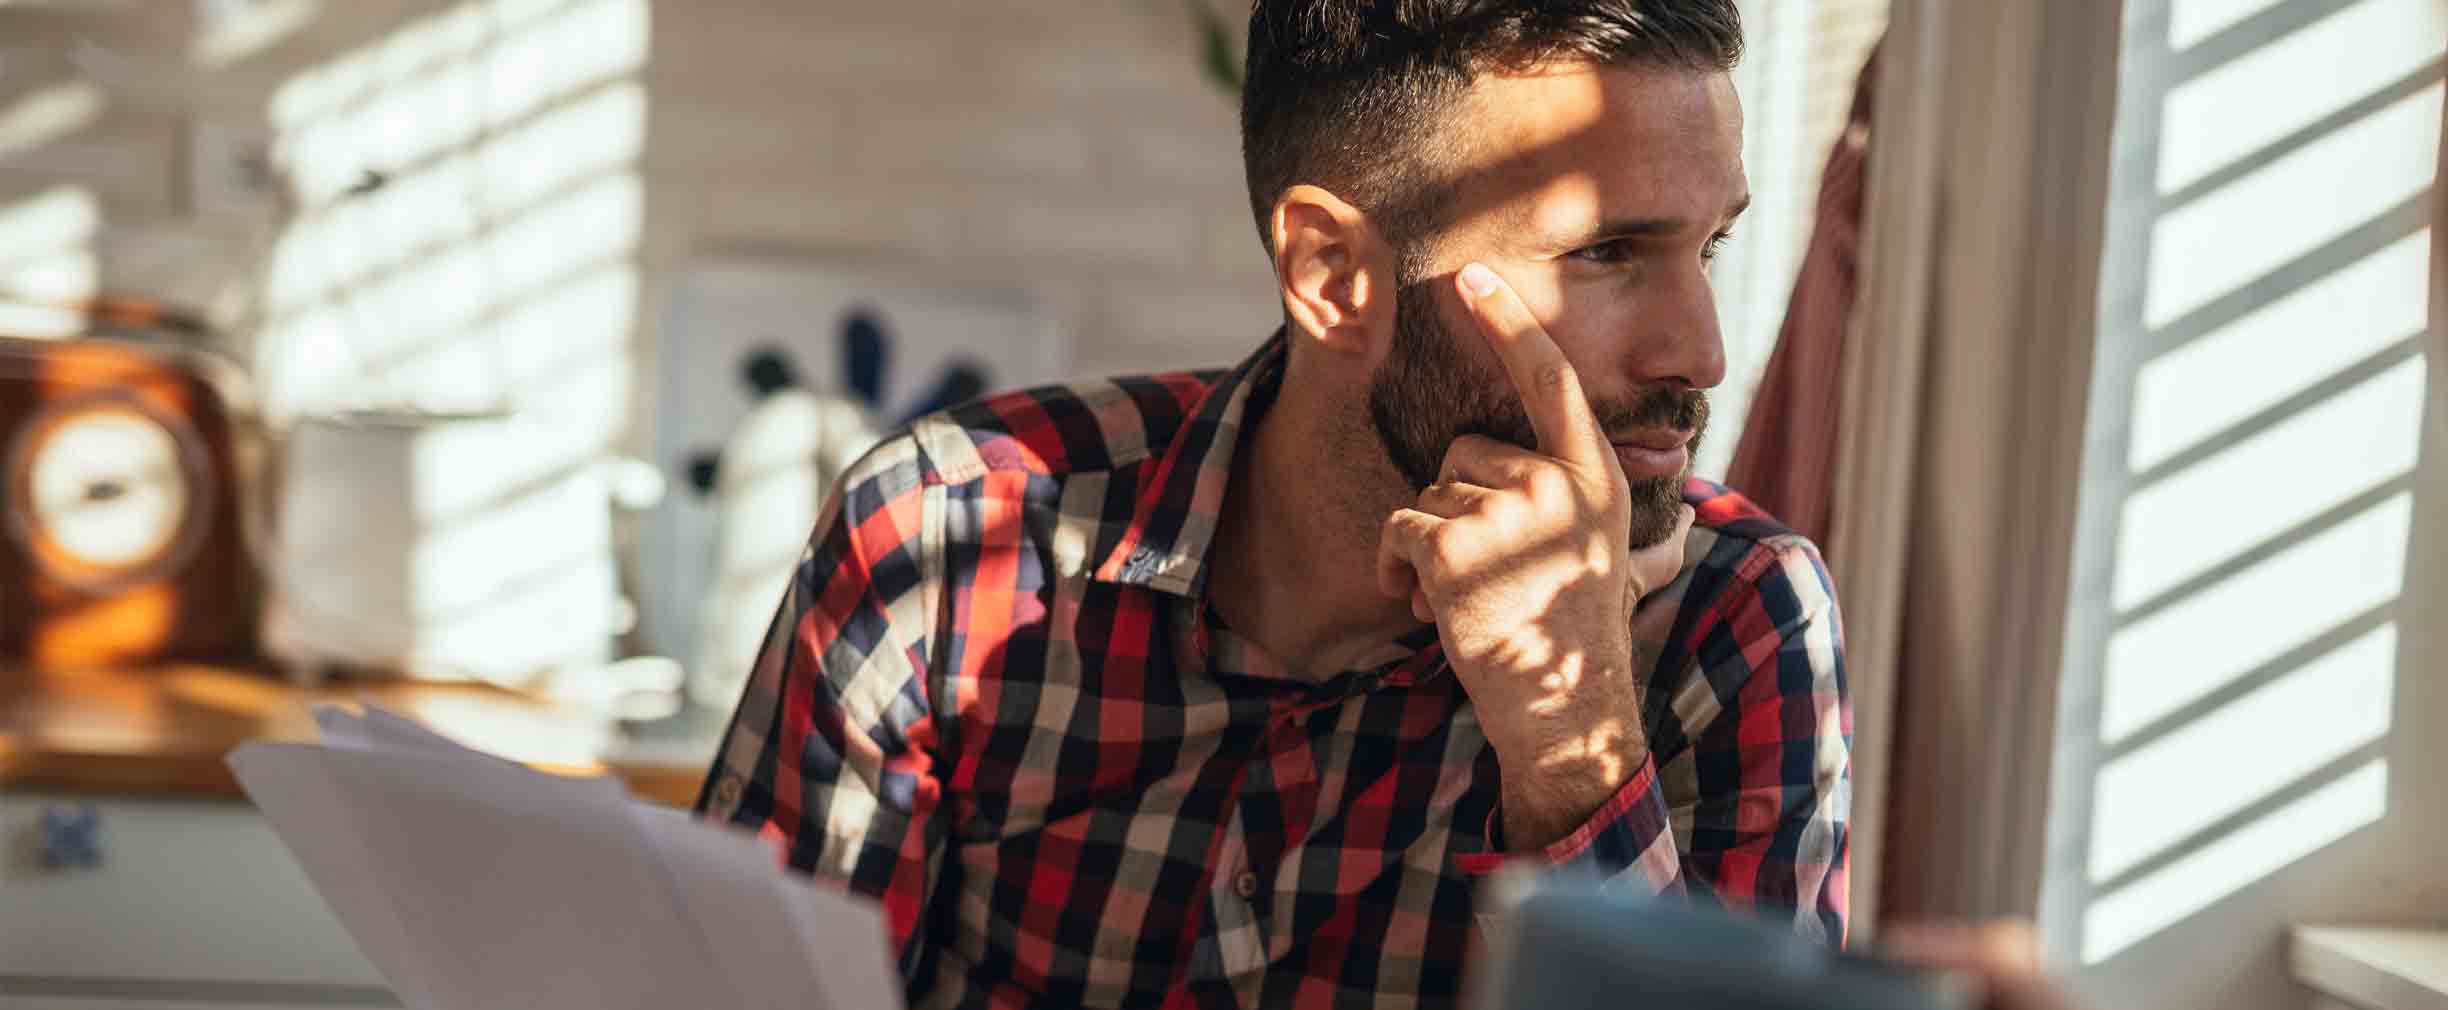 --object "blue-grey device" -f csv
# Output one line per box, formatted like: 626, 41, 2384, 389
1468, 874, 1980, 1010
